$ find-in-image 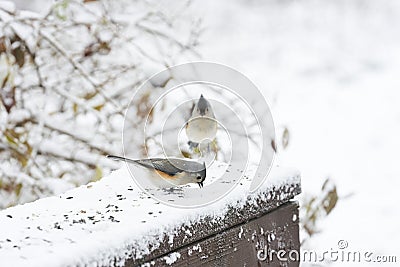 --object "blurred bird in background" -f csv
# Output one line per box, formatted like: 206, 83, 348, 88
186, 95, 217, 151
